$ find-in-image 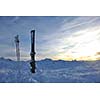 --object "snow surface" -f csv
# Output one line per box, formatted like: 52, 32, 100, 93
0, 57, 100, 83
